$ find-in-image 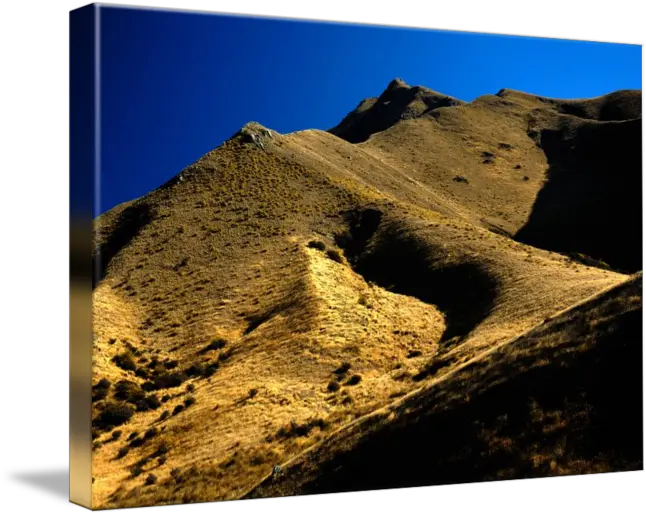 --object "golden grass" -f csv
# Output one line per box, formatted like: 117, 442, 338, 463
90, 86, 641, 508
